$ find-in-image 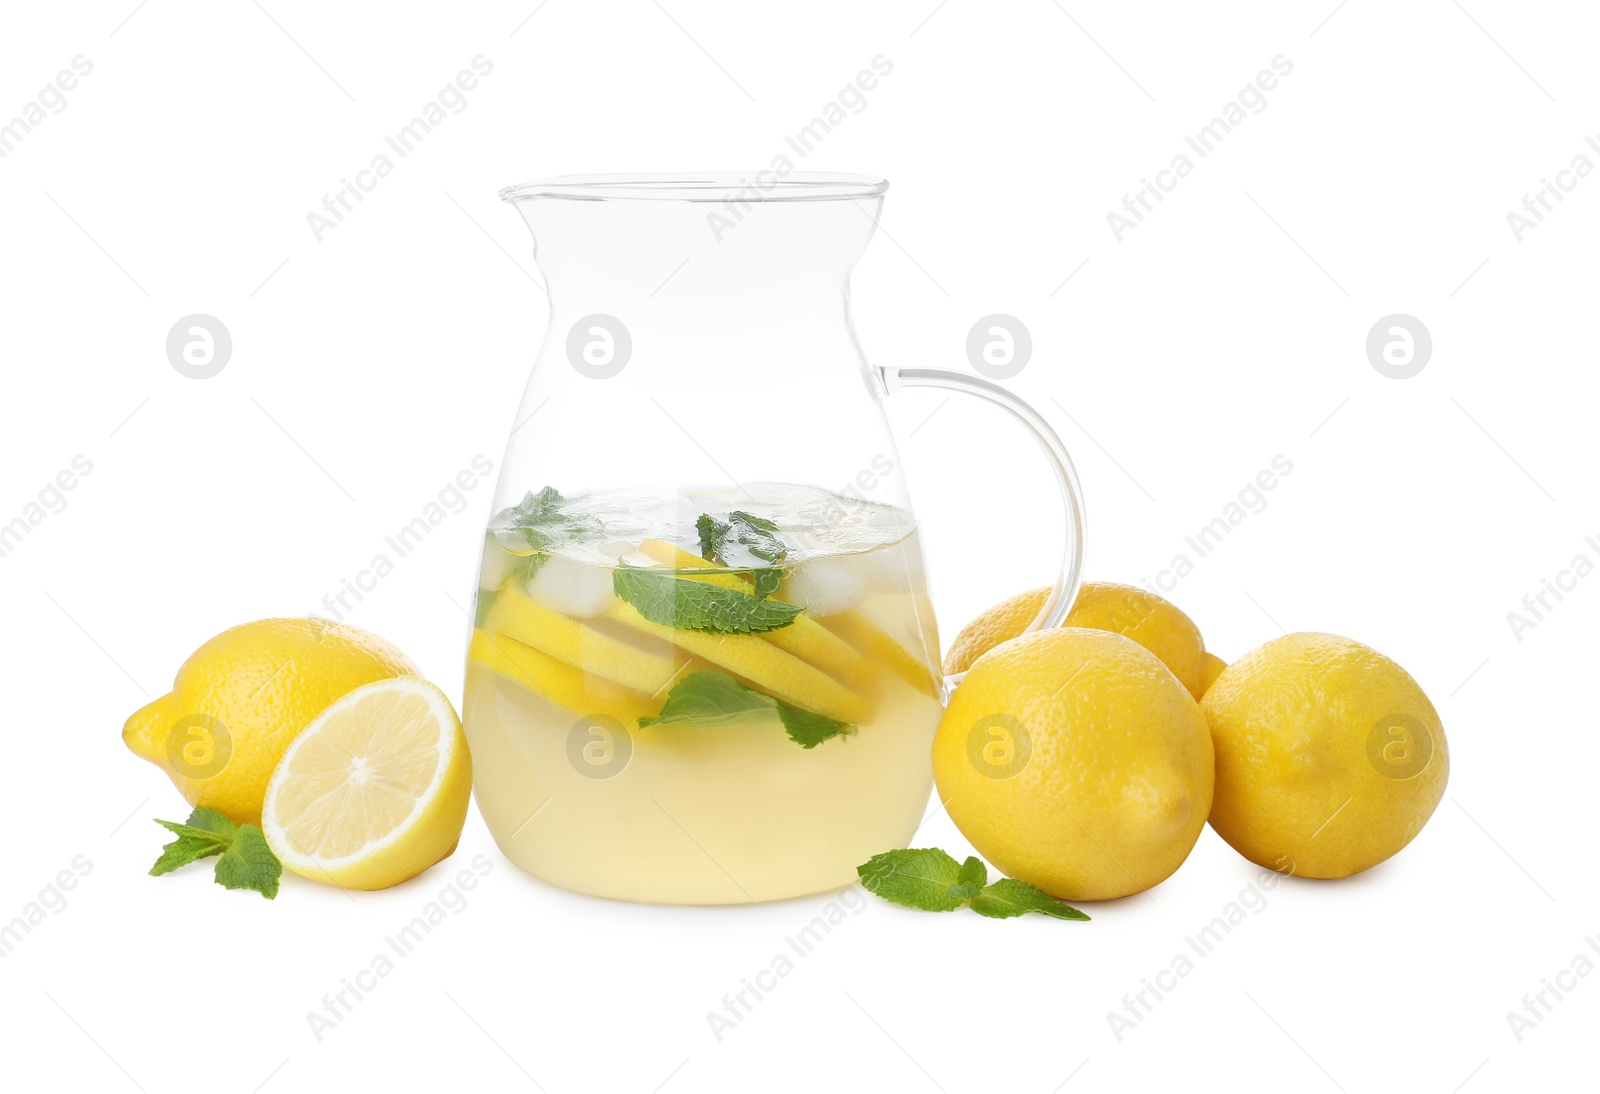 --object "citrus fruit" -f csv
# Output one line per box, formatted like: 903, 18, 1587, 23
1201, 632, 1448, 879
262, 677, 471, 890
932, 627, 1214, 901
122, 619, 418, 824
1198, 651, 1227, 696
943, 582, 1207, 698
